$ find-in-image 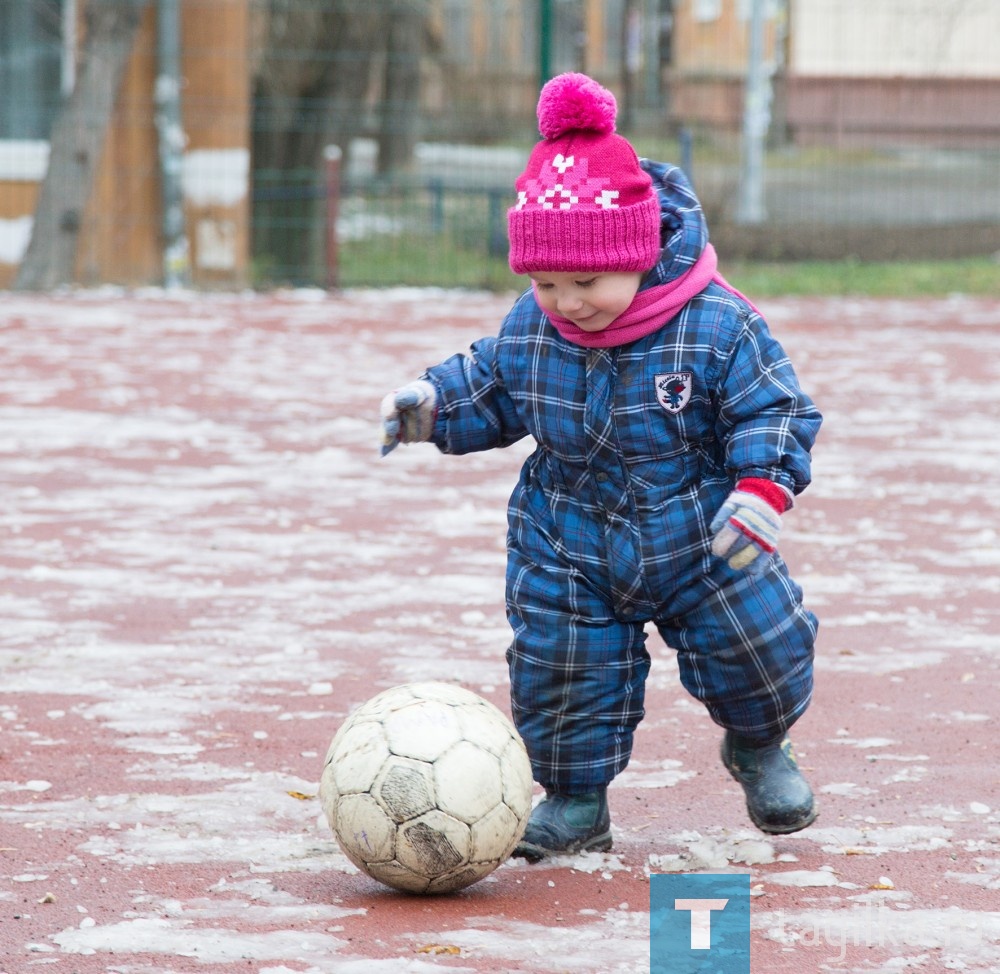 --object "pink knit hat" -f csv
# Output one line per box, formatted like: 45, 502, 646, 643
508, 72, 661, 275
